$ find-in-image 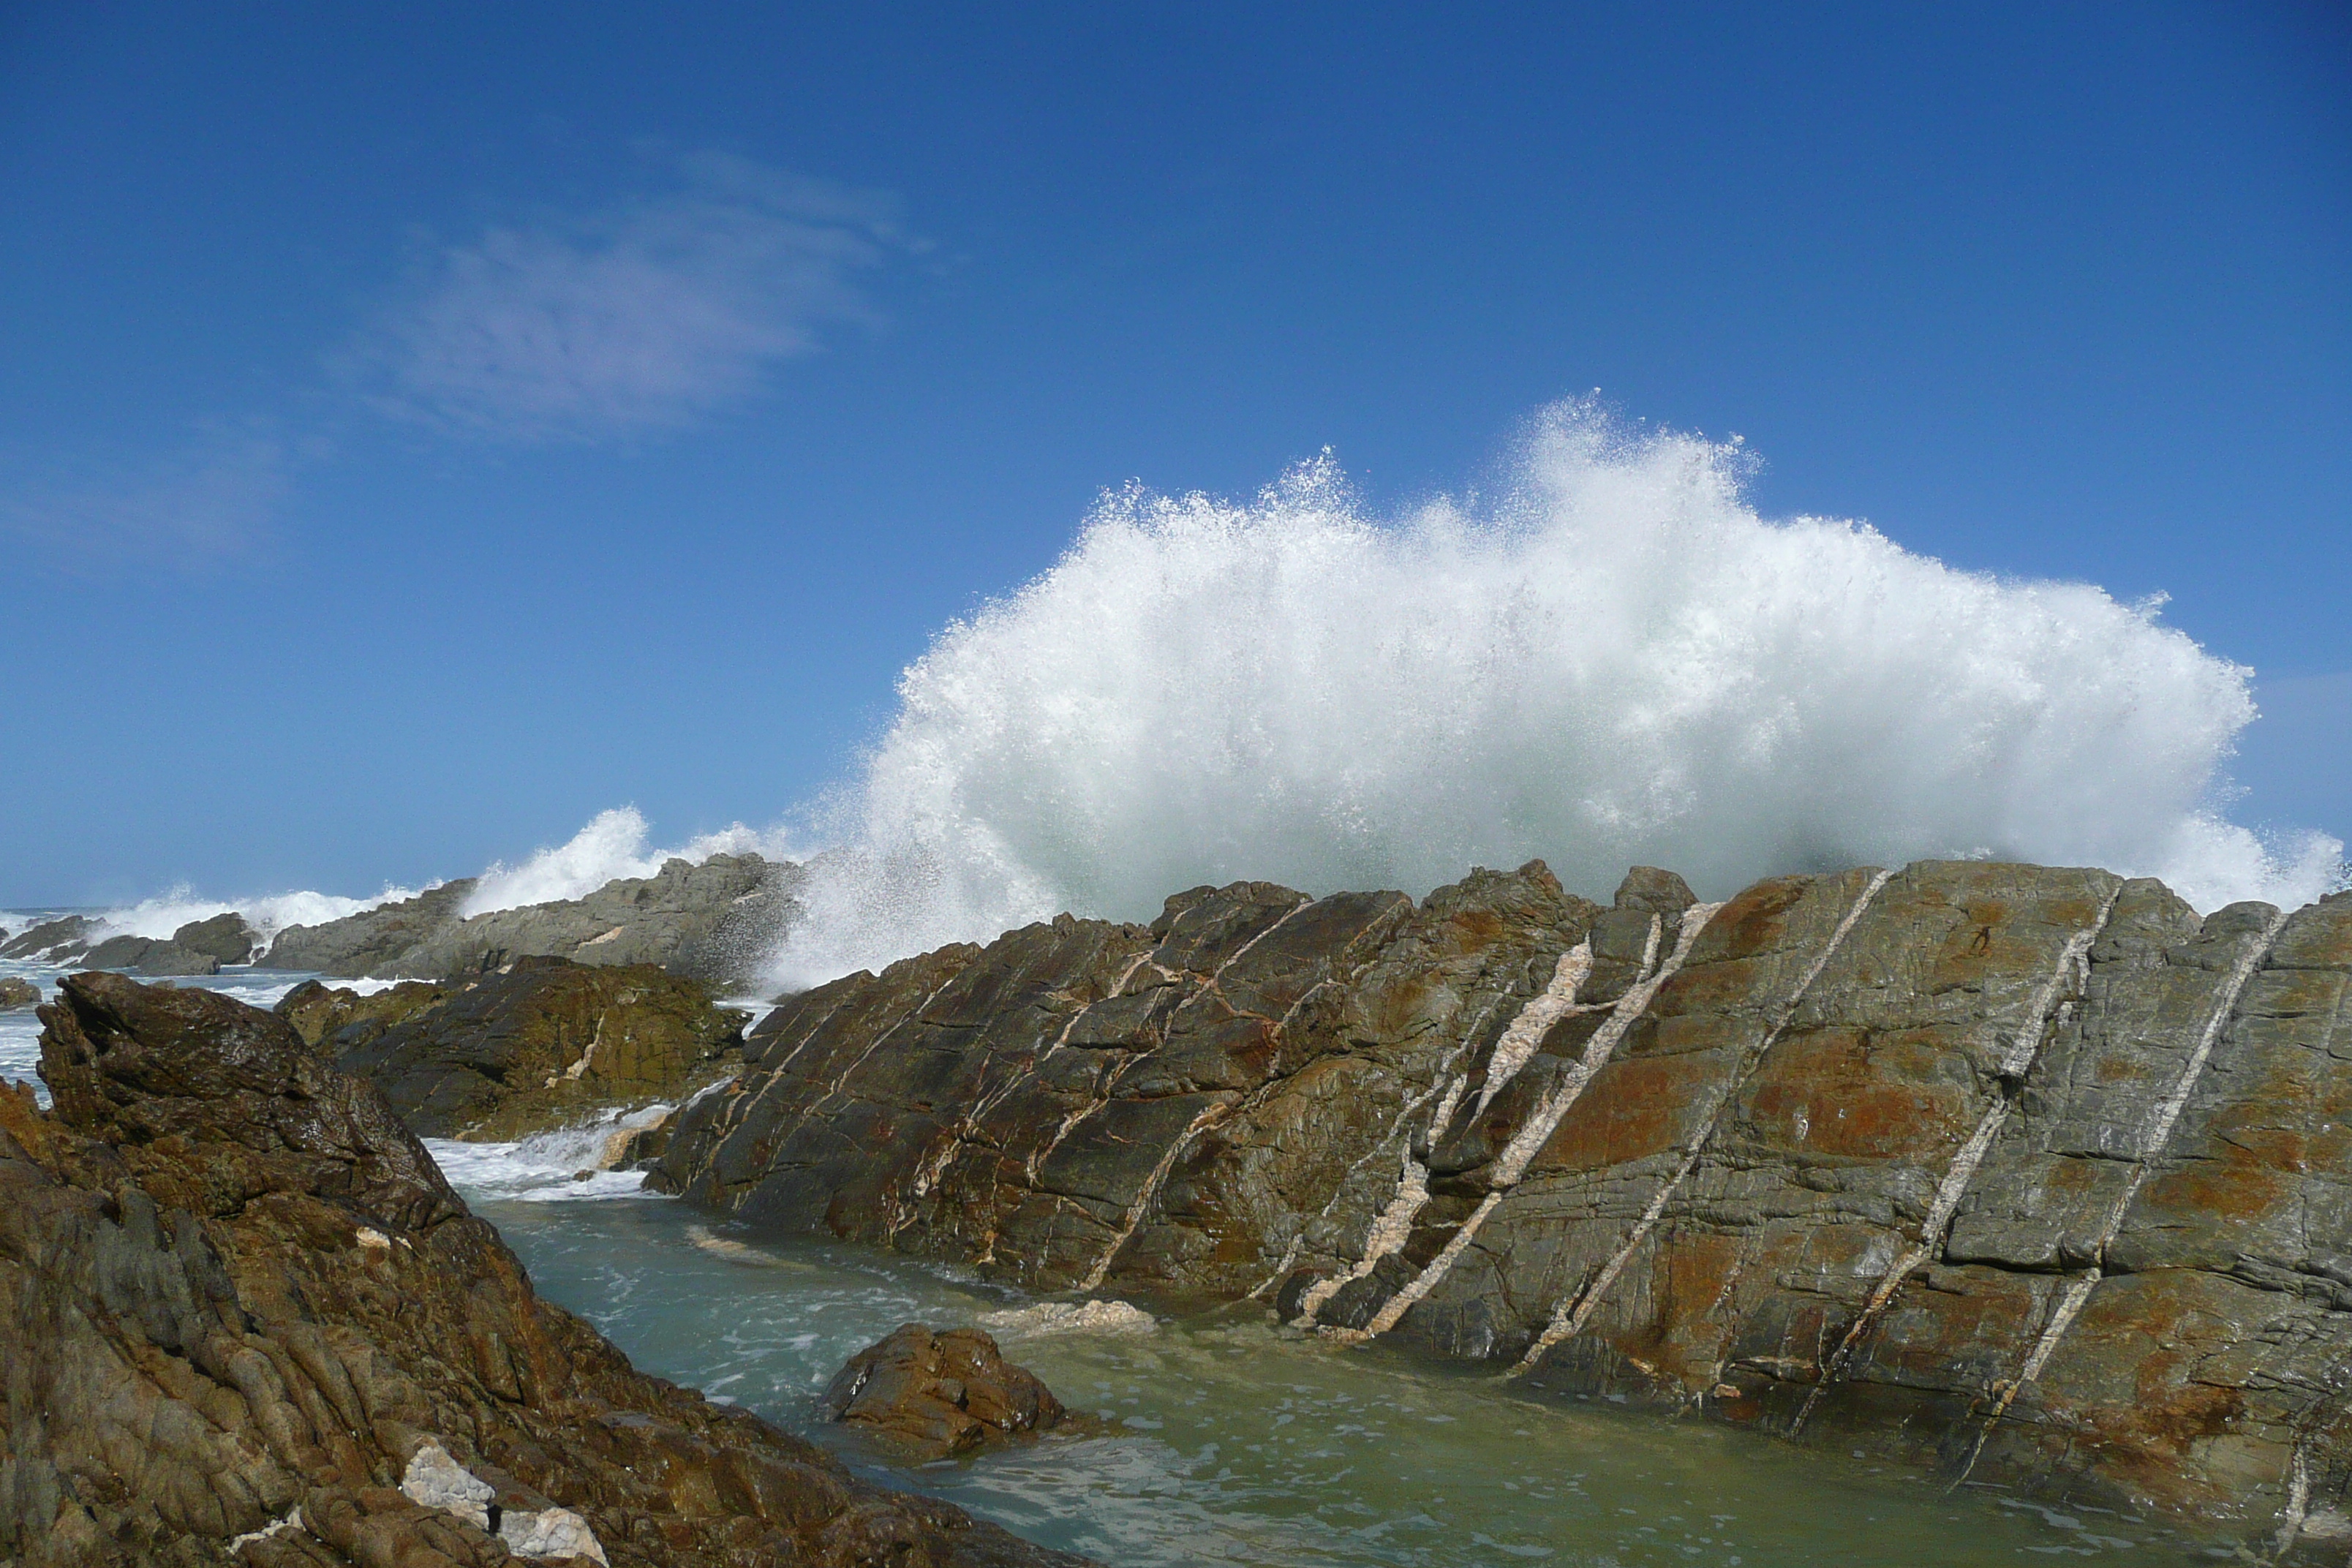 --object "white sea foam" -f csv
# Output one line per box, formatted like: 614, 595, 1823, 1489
976, 1299, 1158, 1340
423, 1102, 676, 1203
458, 807, 790, 918
84, 886, 420, 949
763, 402, 2339, 987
